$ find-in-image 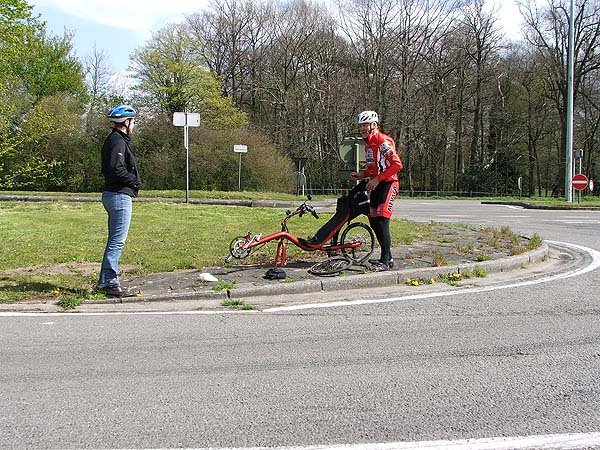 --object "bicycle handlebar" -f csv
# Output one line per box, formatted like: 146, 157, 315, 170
288, 201, 319, 220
